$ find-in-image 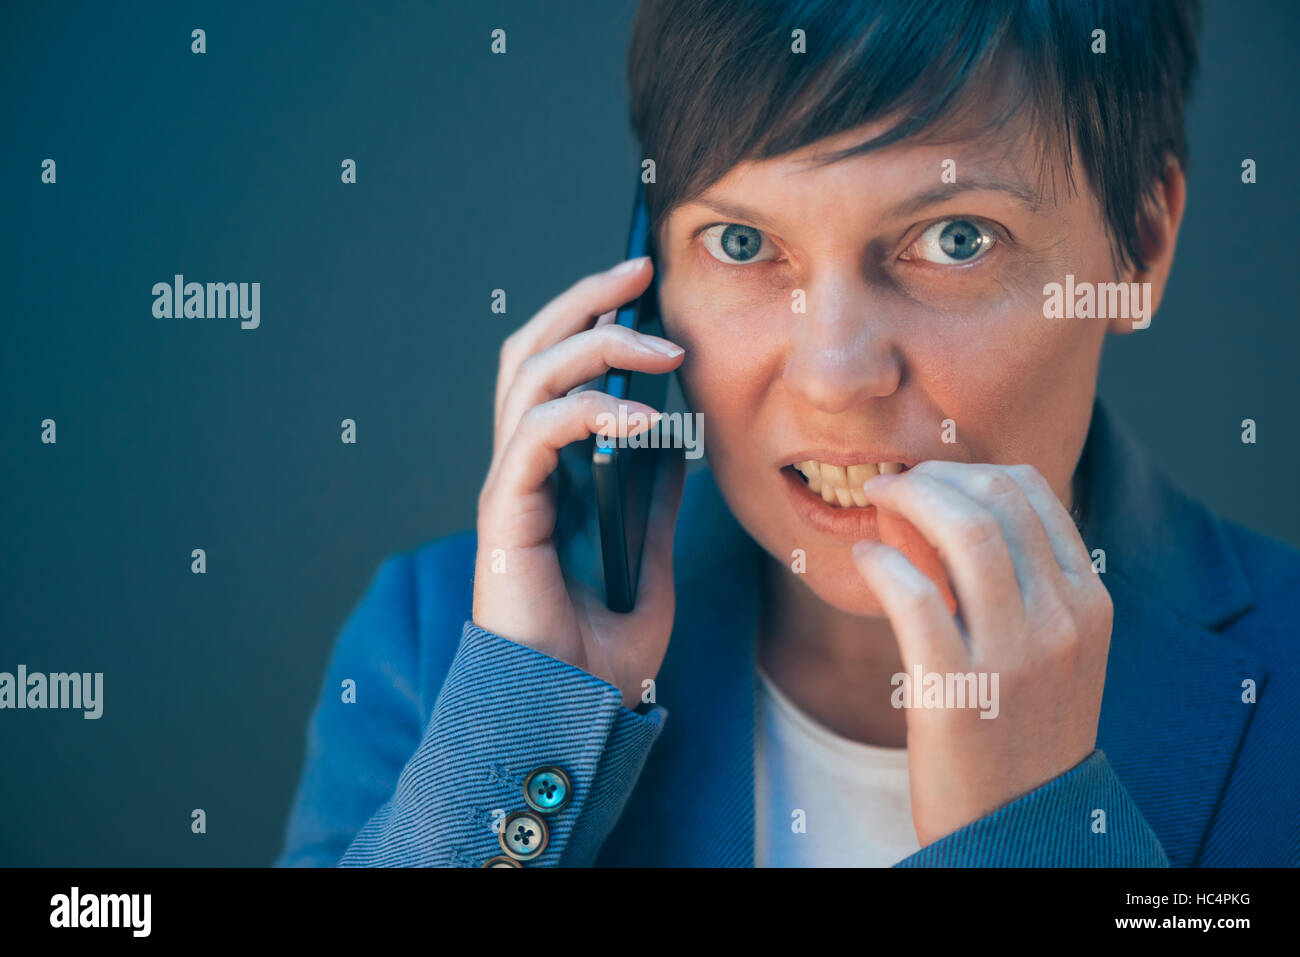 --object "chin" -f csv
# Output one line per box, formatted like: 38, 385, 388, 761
797, 551, 891, 618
